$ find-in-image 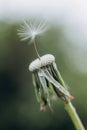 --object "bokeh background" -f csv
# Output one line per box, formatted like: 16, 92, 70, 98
0, 0, 87, 130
